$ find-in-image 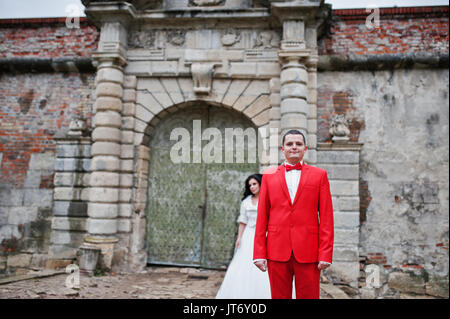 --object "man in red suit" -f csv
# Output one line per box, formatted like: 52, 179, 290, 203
253, 129, 334, 299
